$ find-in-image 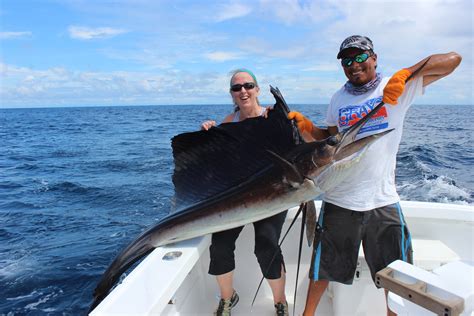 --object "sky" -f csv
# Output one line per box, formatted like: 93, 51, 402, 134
0, 0, 472, 108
